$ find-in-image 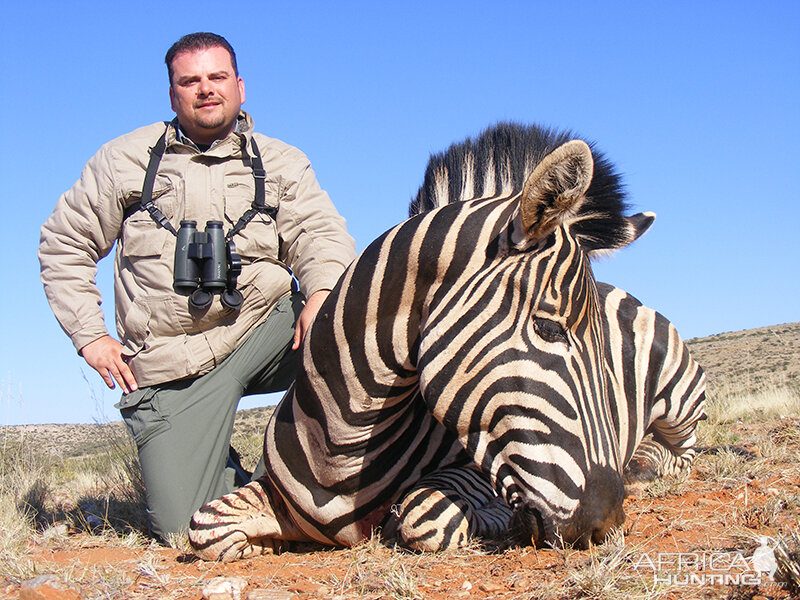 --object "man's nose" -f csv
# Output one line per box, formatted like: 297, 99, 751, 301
197, 77, 213, 95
